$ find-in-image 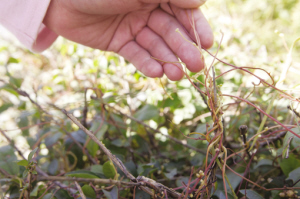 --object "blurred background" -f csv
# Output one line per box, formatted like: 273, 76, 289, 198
1, 0, 300, 198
